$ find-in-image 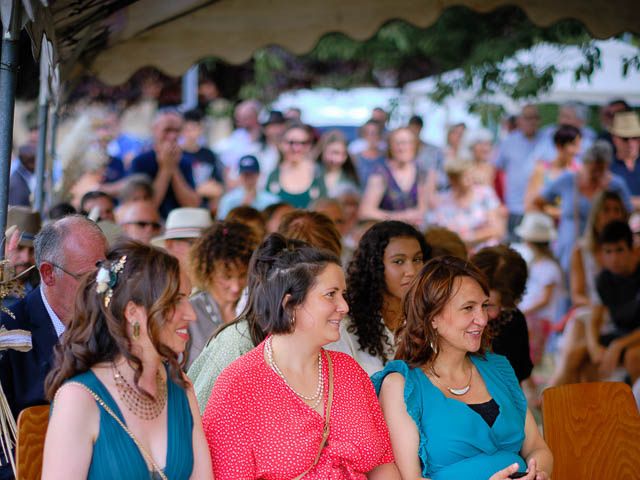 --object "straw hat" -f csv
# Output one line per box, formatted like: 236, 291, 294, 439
610, 111, 640, 138
151, 208, 212, 246
6, 207, 41, 247
515, 212, 557, 243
